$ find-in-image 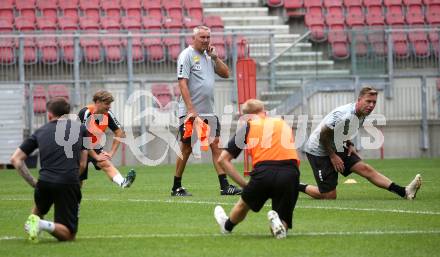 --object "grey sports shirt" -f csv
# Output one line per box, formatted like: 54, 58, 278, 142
305, 103, 365, 156
177, 46, 216, 117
